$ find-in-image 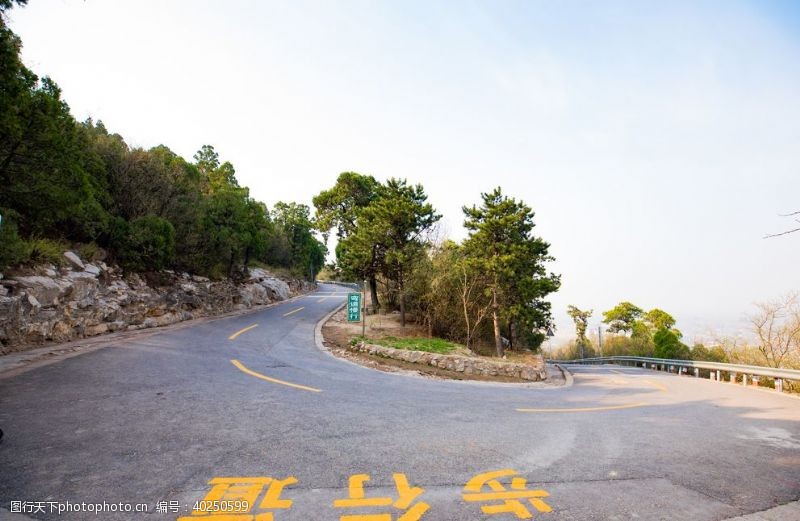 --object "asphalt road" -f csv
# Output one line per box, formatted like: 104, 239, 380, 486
1, 283, 799, 521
